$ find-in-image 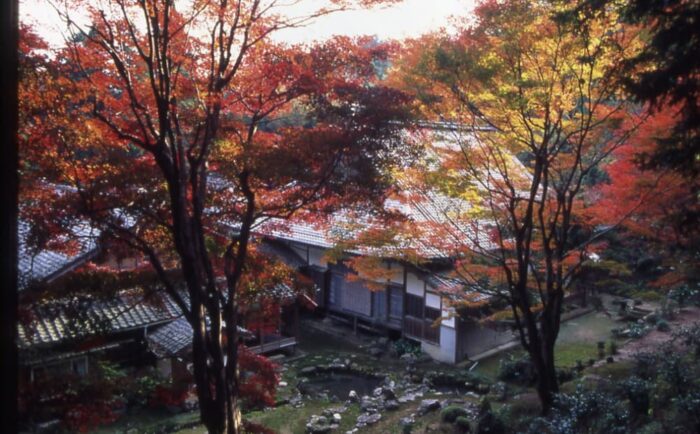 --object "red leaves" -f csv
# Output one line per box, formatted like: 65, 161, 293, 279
238, 345, 279, 409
